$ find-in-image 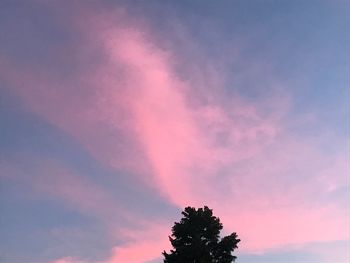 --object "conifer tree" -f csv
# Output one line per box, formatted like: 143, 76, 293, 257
163, 206, 240, 263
